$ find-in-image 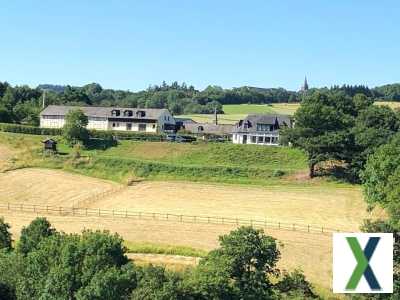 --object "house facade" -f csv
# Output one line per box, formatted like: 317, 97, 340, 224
40, 105, 176, 133
232, 114, 292, 146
